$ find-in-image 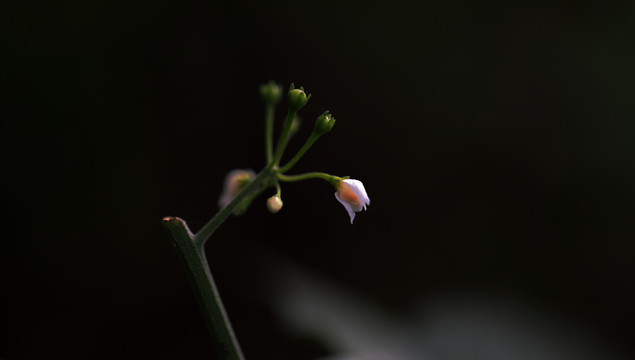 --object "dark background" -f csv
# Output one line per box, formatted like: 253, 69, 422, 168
2, 0, 635, 359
